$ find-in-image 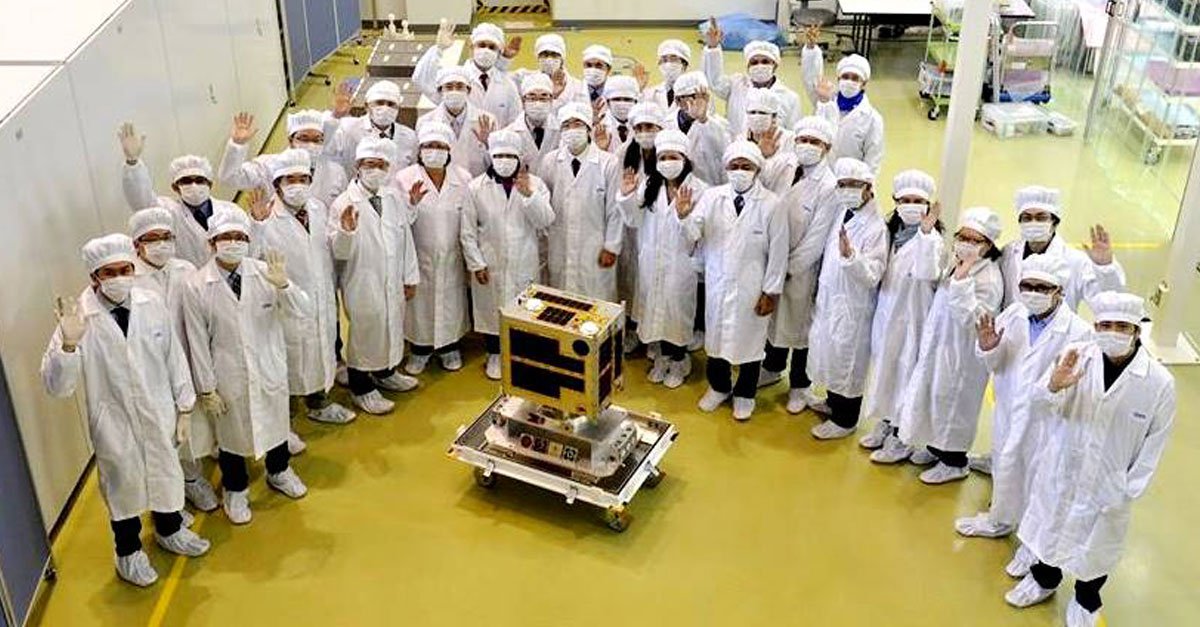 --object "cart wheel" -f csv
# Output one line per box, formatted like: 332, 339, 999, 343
353, 57, 361, 66
604, 507, 631, 532
644, 467, 665, 488
927, 106, 940, 121
44, 566, 57, 582
473, 468, 496, 489
1143, 146, 1162, 165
